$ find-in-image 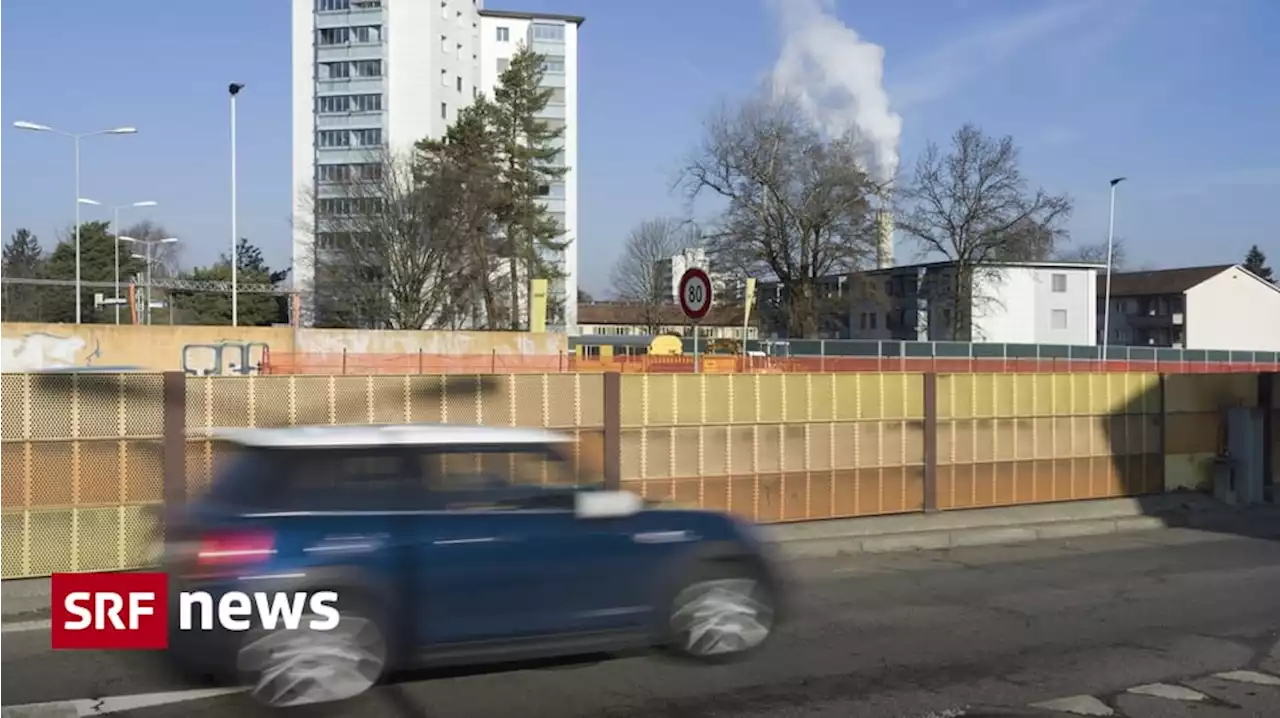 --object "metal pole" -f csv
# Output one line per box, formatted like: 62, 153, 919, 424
1102, 177, 1125, 360
113, 206, 121, 324
146, 242, 154, 325
74, 136, 82, 324
230, 90, 239, 327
